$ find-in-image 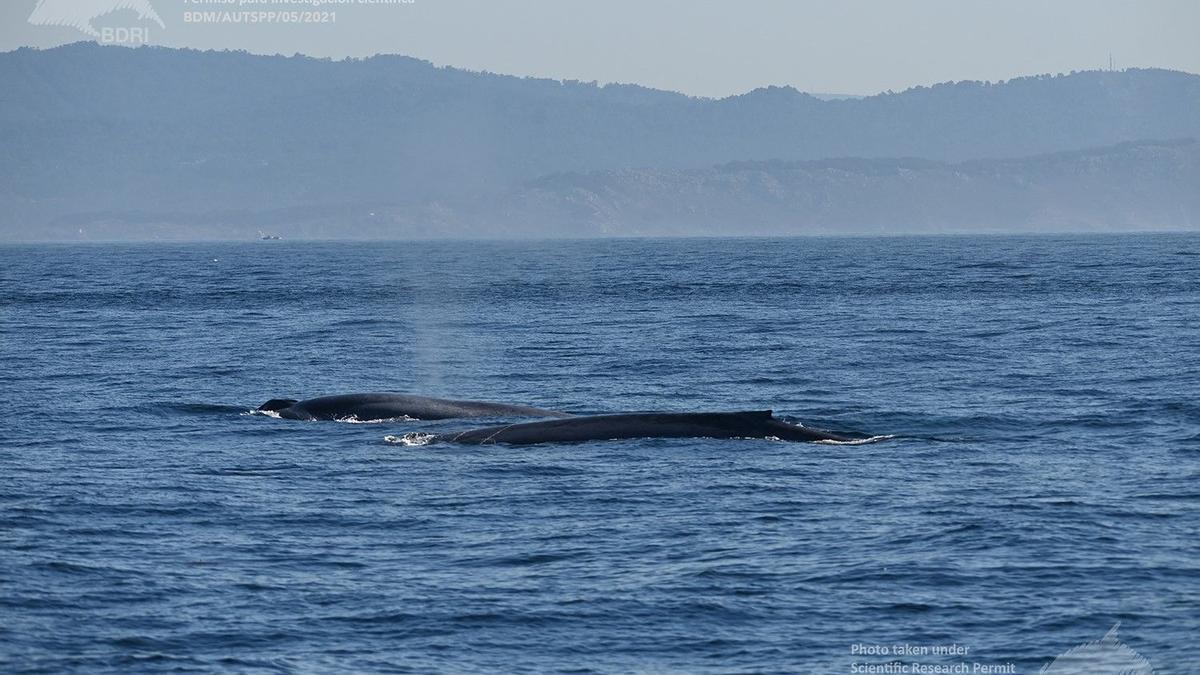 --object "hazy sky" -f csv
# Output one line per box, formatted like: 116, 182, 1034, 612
4, 0, 1198, 97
